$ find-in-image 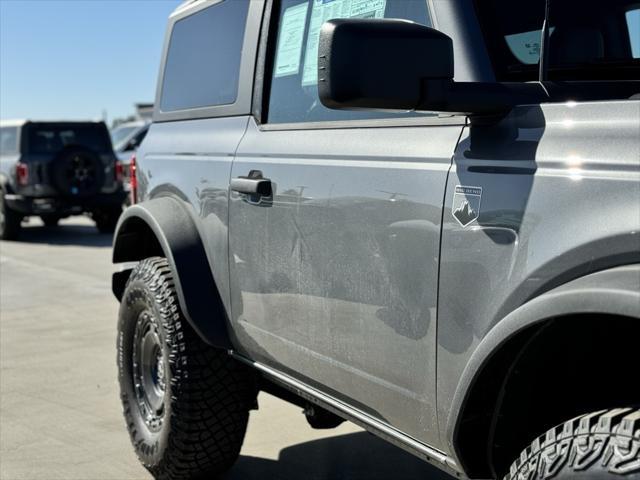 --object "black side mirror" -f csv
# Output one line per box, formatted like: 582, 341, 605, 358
318, 19, 453, 111
318, 19, 548, 115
